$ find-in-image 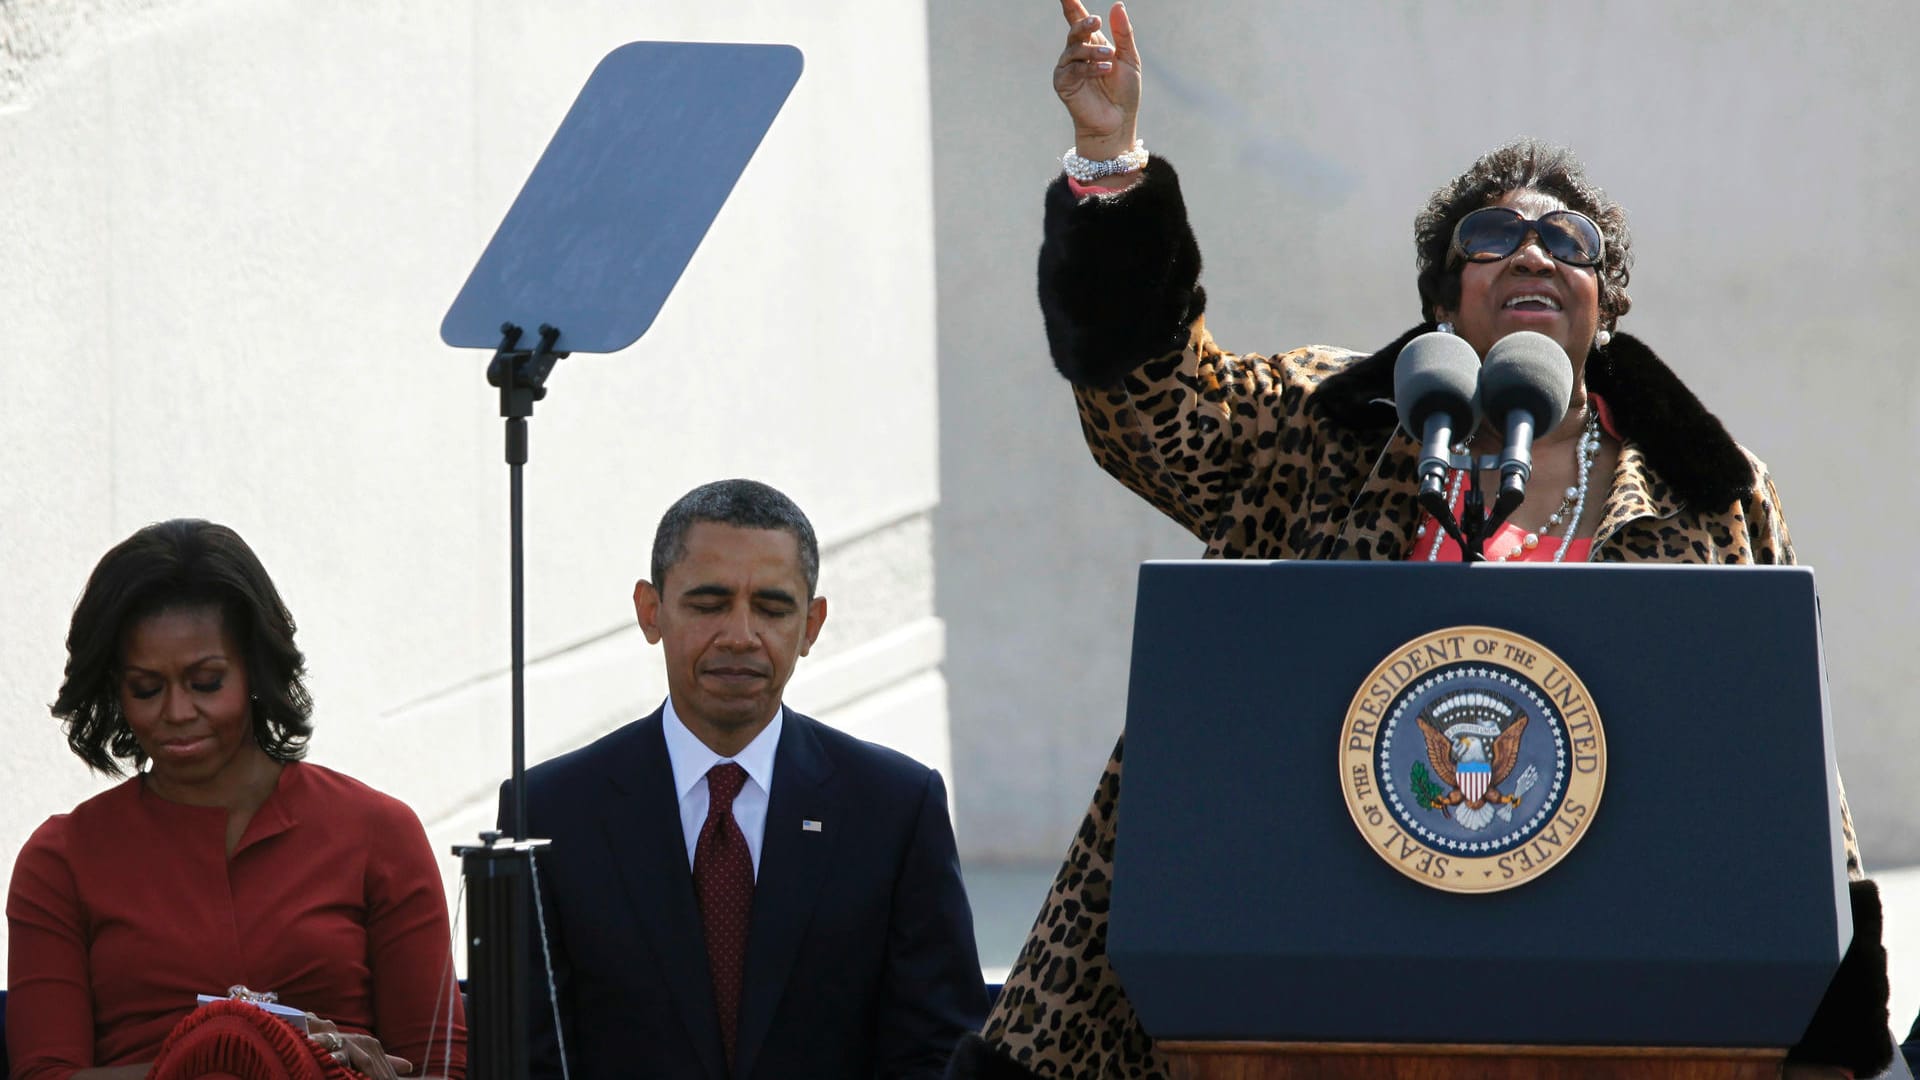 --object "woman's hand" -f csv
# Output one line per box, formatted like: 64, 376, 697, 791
1053, 0, 1142, 162
307, 1016, 413, 1079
